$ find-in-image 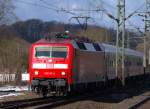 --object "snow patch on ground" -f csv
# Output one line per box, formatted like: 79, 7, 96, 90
0, 85, 29, 92
0, 85, 29, 99
0, 93, 24, 99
